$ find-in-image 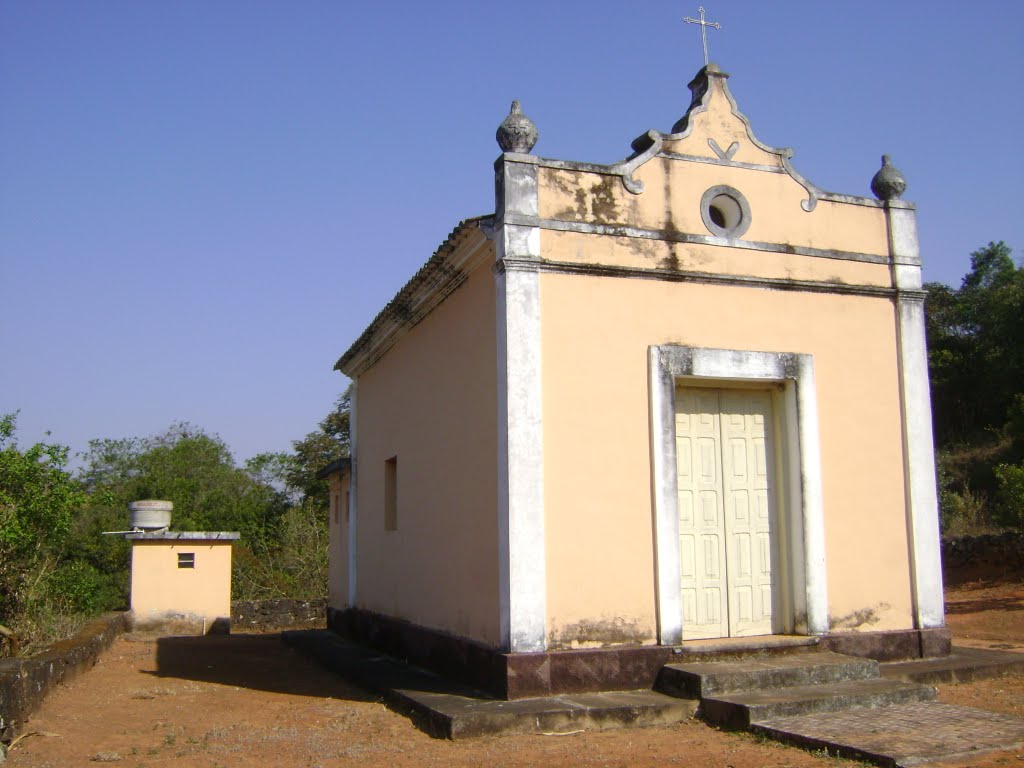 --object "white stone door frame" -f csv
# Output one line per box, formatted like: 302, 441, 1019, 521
649, 345, 829, 645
